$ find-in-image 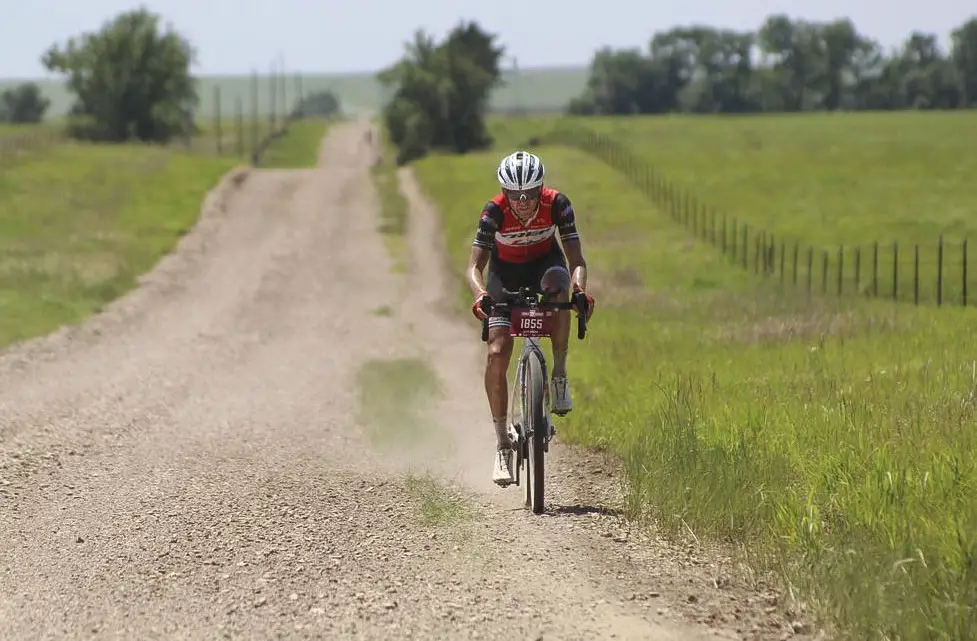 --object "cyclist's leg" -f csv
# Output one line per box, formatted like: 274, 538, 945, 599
487, 253, 561, 483
535, 244, 571, 375
485, 256, 518, 485
534, 245, 573, 414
